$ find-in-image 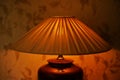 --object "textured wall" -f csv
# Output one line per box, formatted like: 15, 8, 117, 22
0, 0, 120, 80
